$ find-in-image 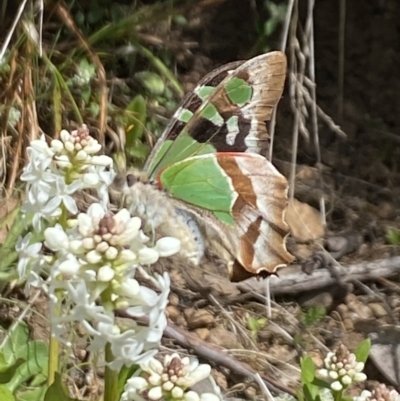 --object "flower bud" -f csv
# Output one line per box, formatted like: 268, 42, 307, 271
98, 265, 115, 282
